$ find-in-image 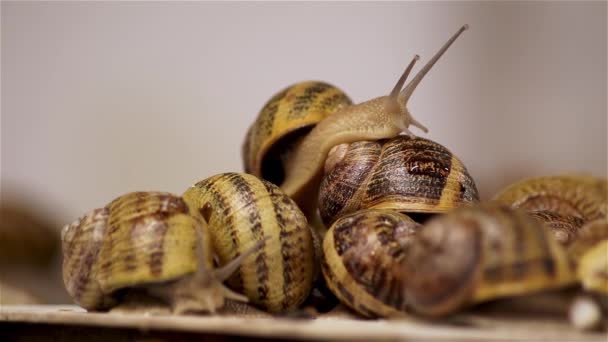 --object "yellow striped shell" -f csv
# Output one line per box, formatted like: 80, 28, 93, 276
318, 136, 479, 225
322, 205, 576, 318
183, 173, 315, 313
242, 81, 353, 185
493, 175, 607, 221
62, 191, 249, 313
